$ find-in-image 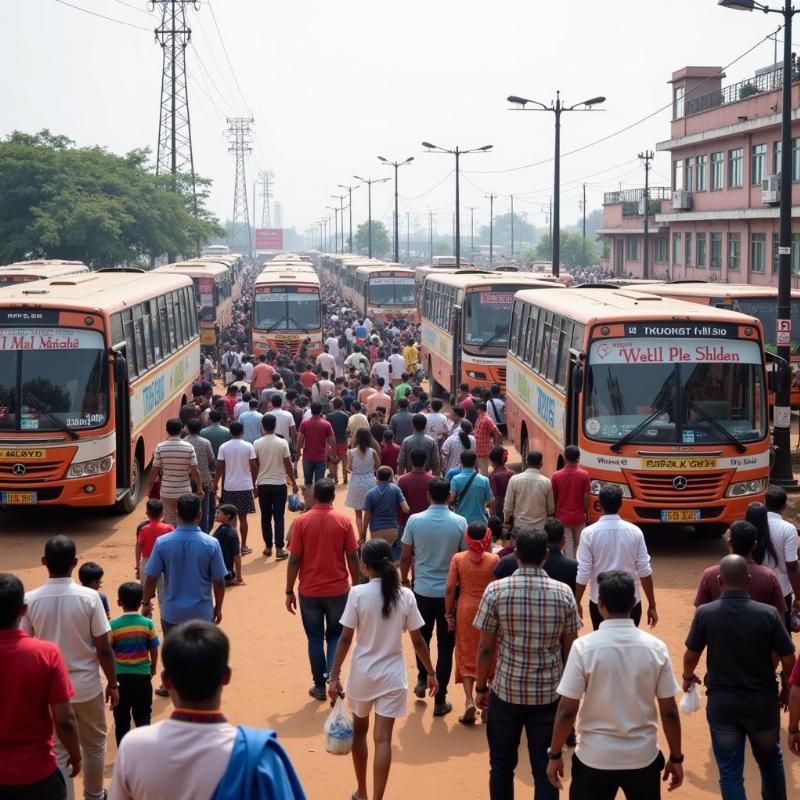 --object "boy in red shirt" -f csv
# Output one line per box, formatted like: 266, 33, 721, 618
135, 499, 174, 608
380, 430, 401, 471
